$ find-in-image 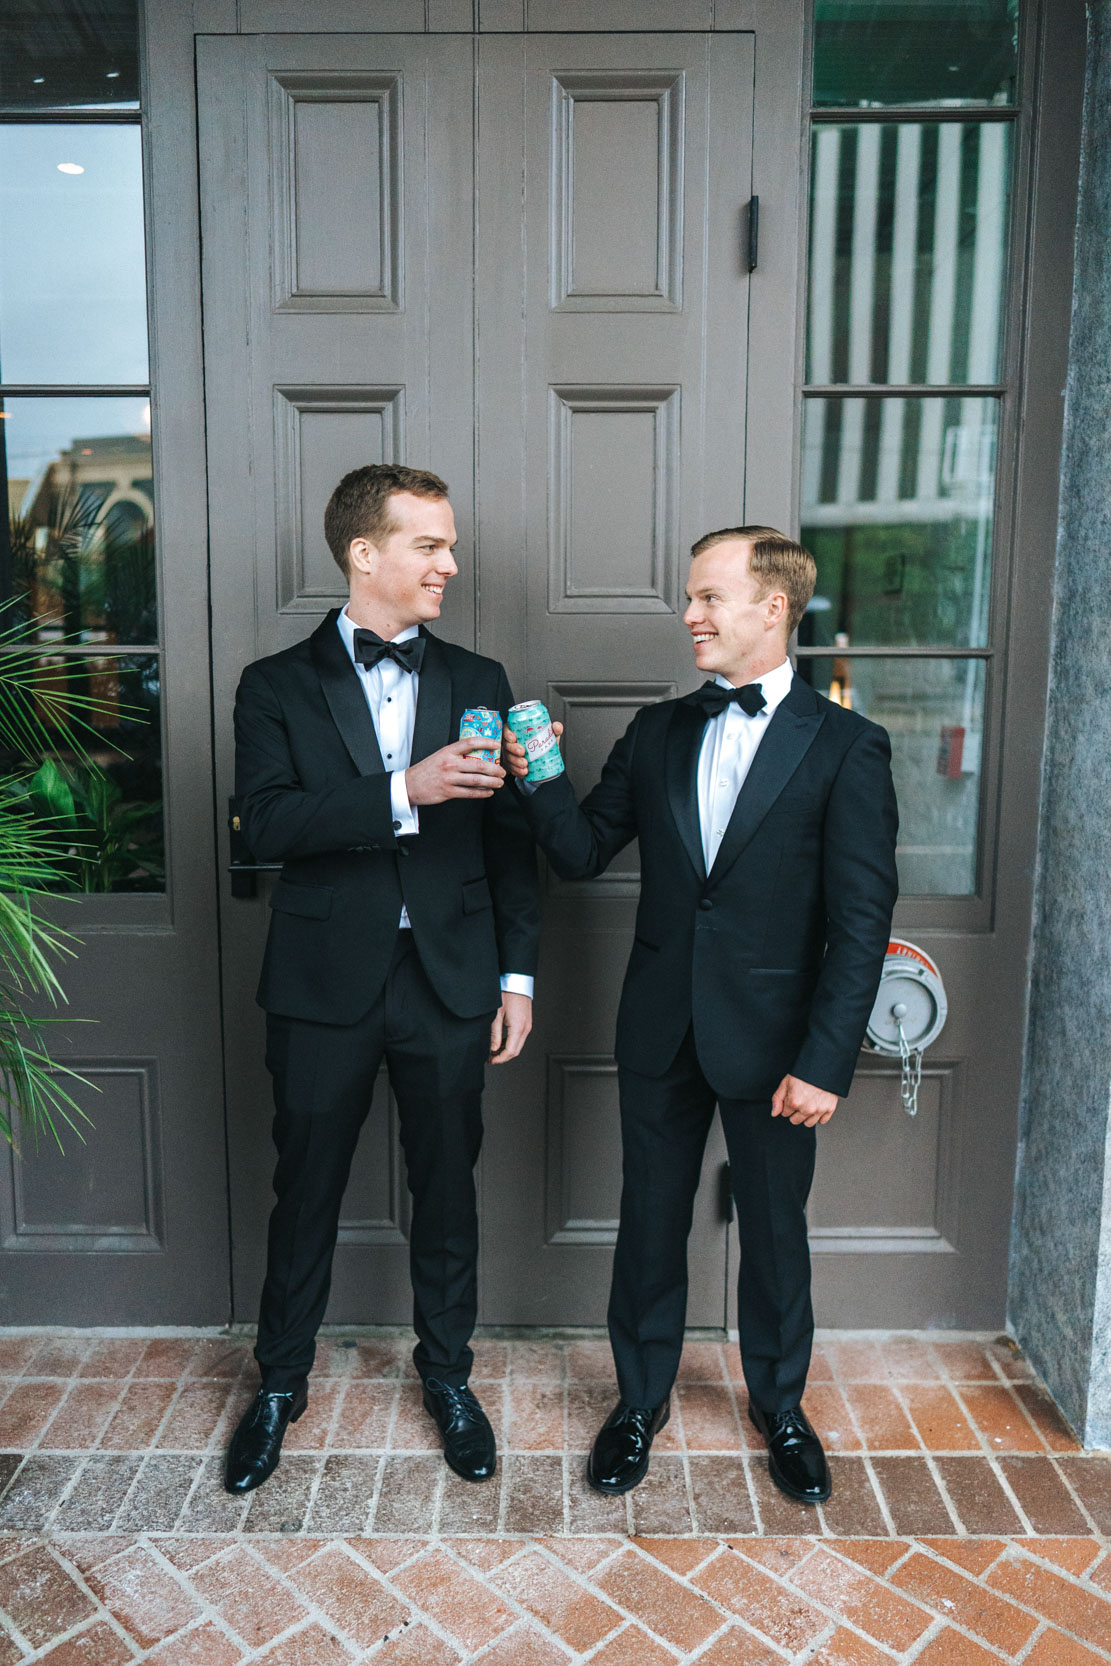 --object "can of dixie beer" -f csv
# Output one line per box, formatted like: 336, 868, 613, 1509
459, 706, 502, 765
507, 700, 564, 782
